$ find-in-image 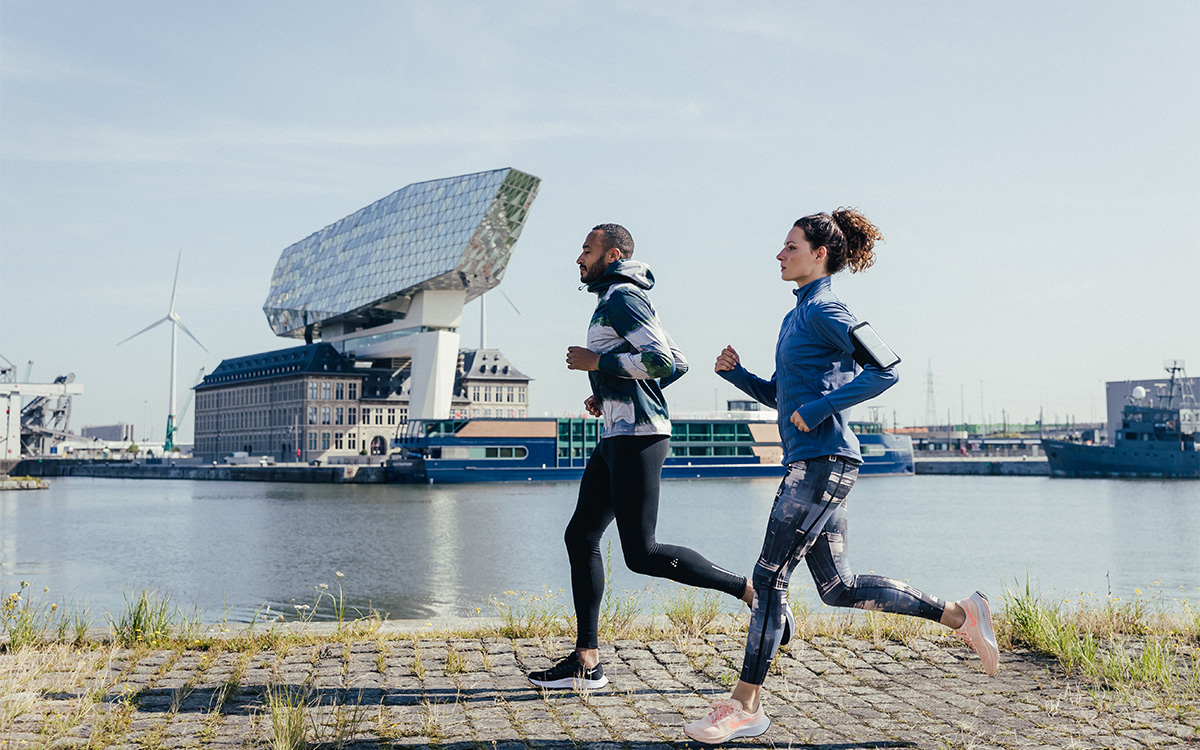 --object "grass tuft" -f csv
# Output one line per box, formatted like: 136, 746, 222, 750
265, 683, 310, 750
